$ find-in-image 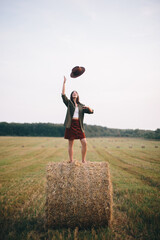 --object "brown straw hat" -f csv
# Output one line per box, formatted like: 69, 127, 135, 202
70, 66, 85, 78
